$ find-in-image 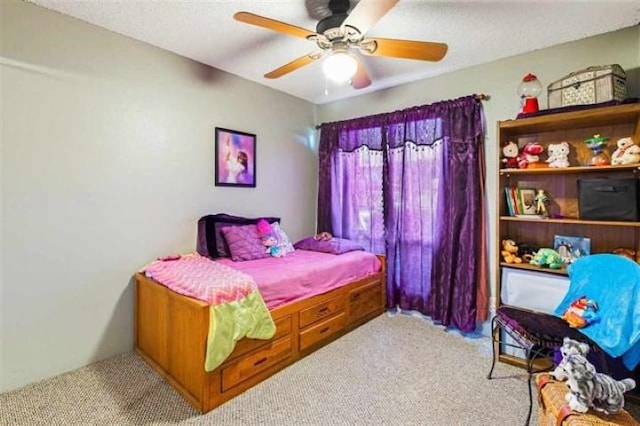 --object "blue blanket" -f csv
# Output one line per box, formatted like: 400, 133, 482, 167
554, 254, 640, 370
